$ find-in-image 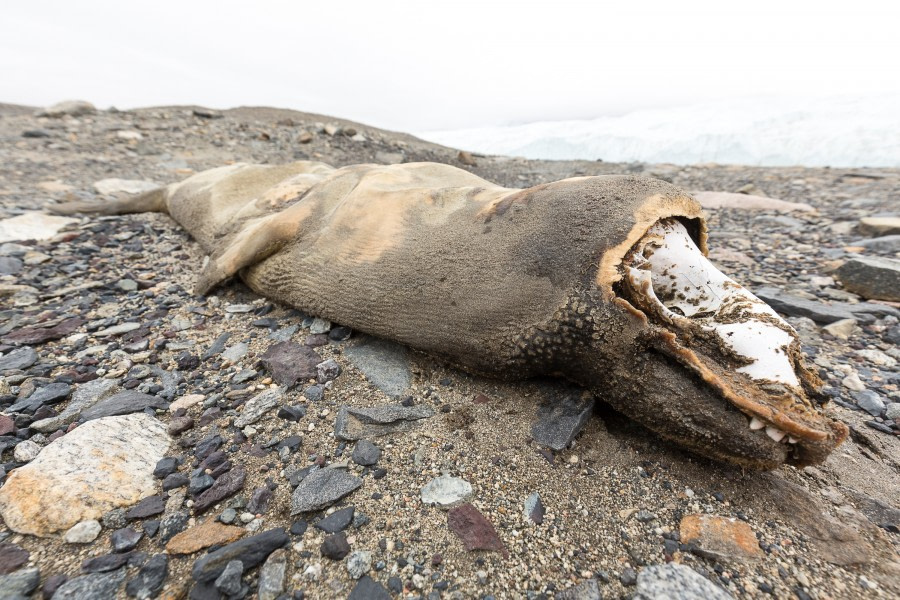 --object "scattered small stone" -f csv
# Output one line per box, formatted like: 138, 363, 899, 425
234, 388, 283, 427
334, 403, 434, 440
679, 514, 763, 560
291, 468, 362, 514
315, 506, 355, 533
166, 520, 245, 555
52, 569, 125, 600
81, 551, 133, 573
836, 256, 900, 302
447, 503, 507, 557
257, 548, 287, 600
124, 495, 166, 520
524, 492, 545, 525
64, 520, 102, 544
344, 337, 412, 397
634, 563, 733, 600
193, 465, 247, 514
0, 543, 29, 574
346, 550, 372, 579
316, 358, 341, 383
191, 528, 289, 583
348, 575, 391, 600
0, 567, 40, 599
110, 527, 143, 553
320, 532, 351, 560
421, 475, 473, 509
351, 440, 381, 466
556, 578, 601, 599
125, 553, 167, 599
